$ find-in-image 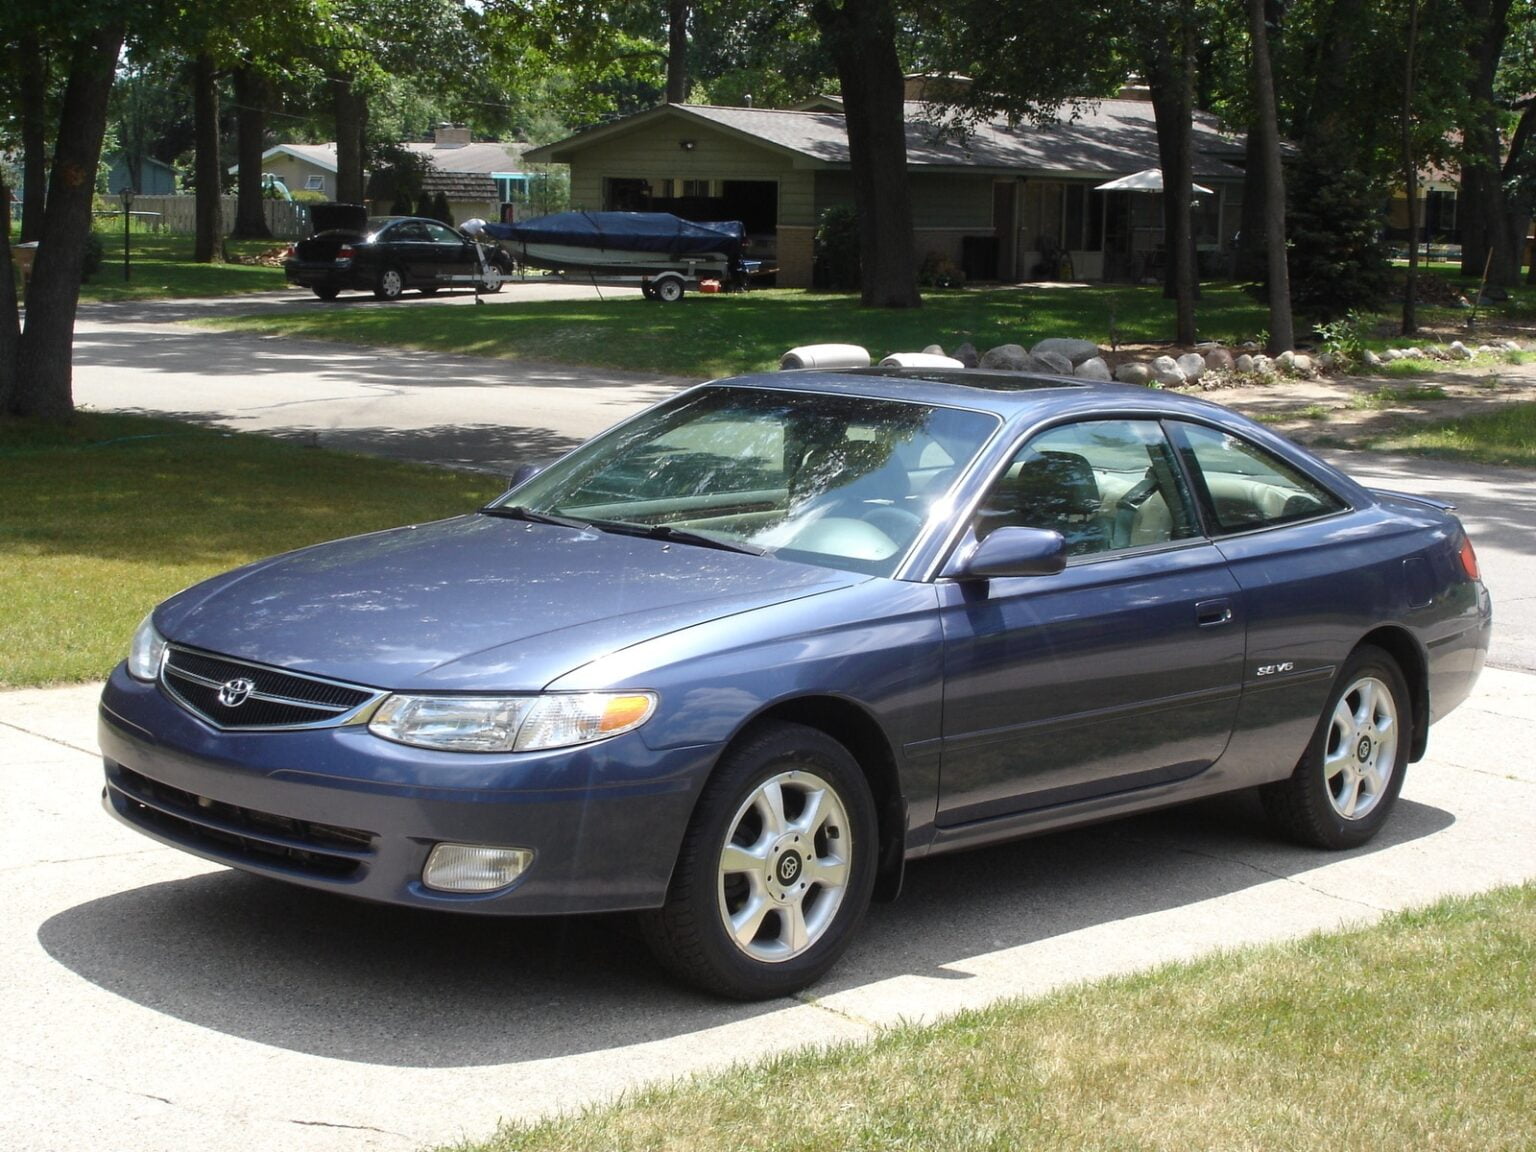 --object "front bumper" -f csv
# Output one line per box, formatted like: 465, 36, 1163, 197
99, 665, 712, 916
